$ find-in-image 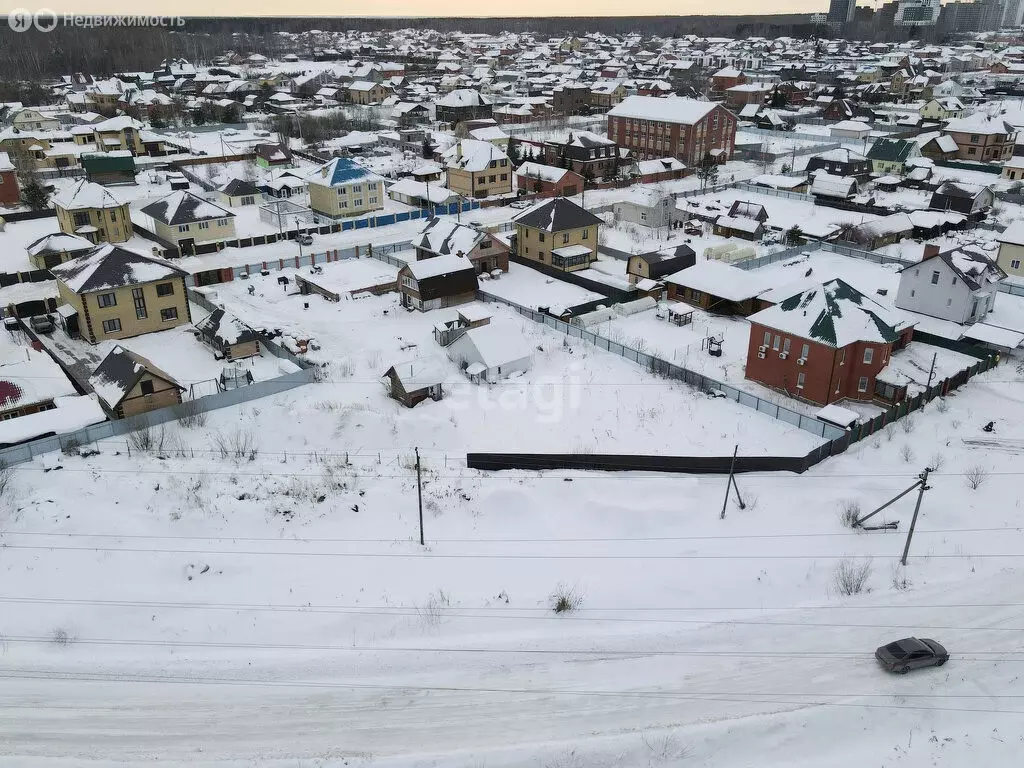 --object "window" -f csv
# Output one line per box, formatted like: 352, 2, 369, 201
581, 229, 589, 239
800, 343, 809, 360
132, 287, 147, 320
97, 292, 117, 308
691, 289, 702, 301
352, 184, 362, 192
73, 212, 90, 227
102, 318, 121, 333
401, 275, 415, 290
198, 221, 210, 230
763, 331, 771, 347
140, 380, 154, 396
782, 338, 791, 354
110, 209, 117, 222
500, 174, 507, 181
369, 197, 378, 204
930, 271, 939, 284
910, 289, 915, 297
217, 219, 228, 227
156, 282, 174, 297
772, 335, 780, 351
1012, 259, 1021, 270
160, 307, 178, 322
539, 233, 546, 243
796, 372, 806, 389
857, 376, 869, 393
946, 298, 952, 306
970, 299, 979, 316
863, 347, 874, 364
562, 232, 570, 244
354, 199, 362, 207
339, 200, 348, 208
